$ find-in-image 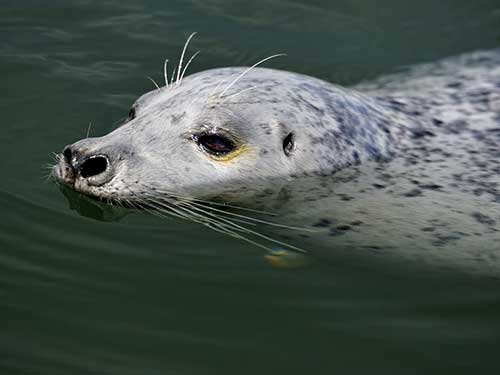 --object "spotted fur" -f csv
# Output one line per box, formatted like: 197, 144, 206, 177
53, 48, 500, 275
